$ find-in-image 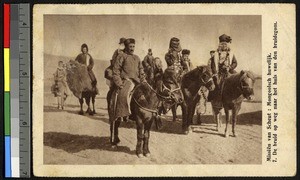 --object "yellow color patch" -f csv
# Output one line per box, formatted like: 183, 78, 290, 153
4, 48, 10, 92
